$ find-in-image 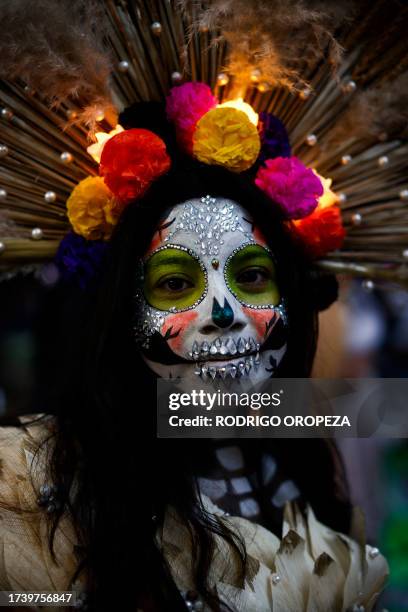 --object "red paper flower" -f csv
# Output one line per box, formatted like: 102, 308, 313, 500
291, 204, 346, 258
99, 128, 171, 203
